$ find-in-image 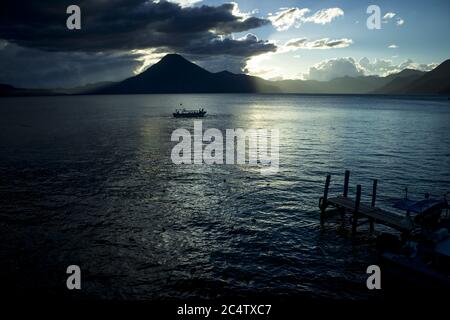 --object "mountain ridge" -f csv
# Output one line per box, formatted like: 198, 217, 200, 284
95, 54, 279, 94
400, 59, 450, 94
1, 55, 449, 96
